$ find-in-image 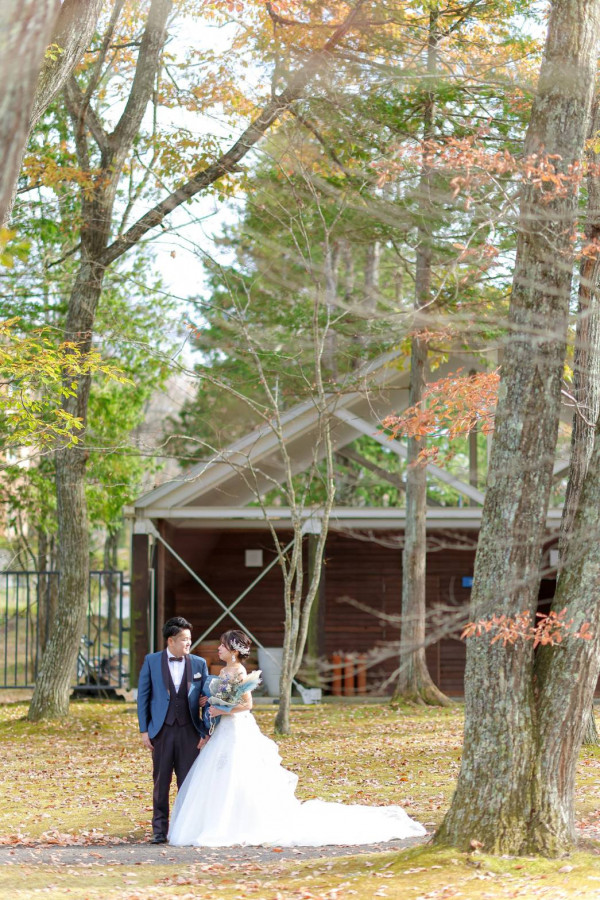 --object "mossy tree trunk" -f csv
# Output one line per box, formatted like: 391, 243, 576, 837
558, 98, 600, 746
532, 419, 600, 852
435, 0, 600, 855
